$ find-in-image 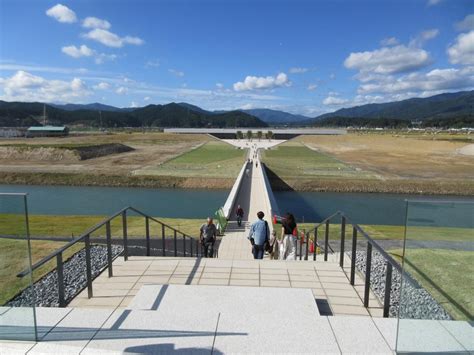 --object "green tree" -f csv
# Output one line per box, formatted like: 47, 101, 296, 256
246, 130, 252, 141
257, 131, 262, 141
266, 130, 273, 141
236, 130, 243, 140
